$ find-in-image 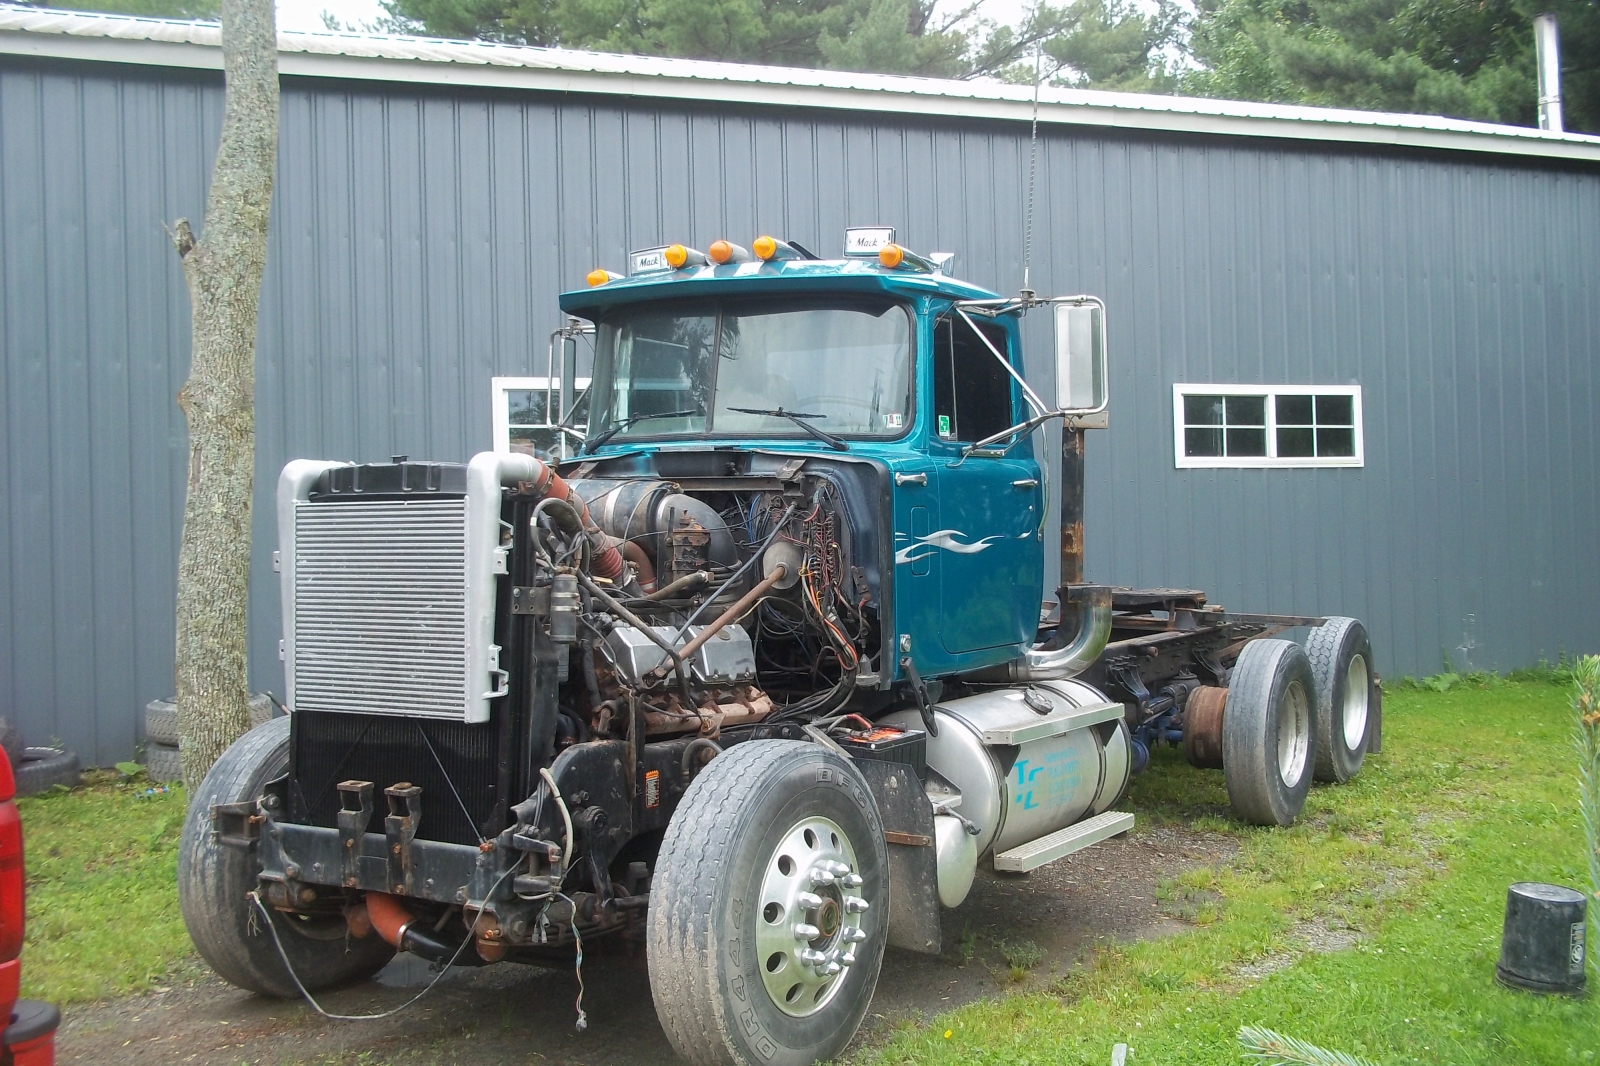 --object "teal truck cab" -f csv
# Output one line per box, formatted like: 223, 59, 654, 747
181, 229, 1380, 1066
